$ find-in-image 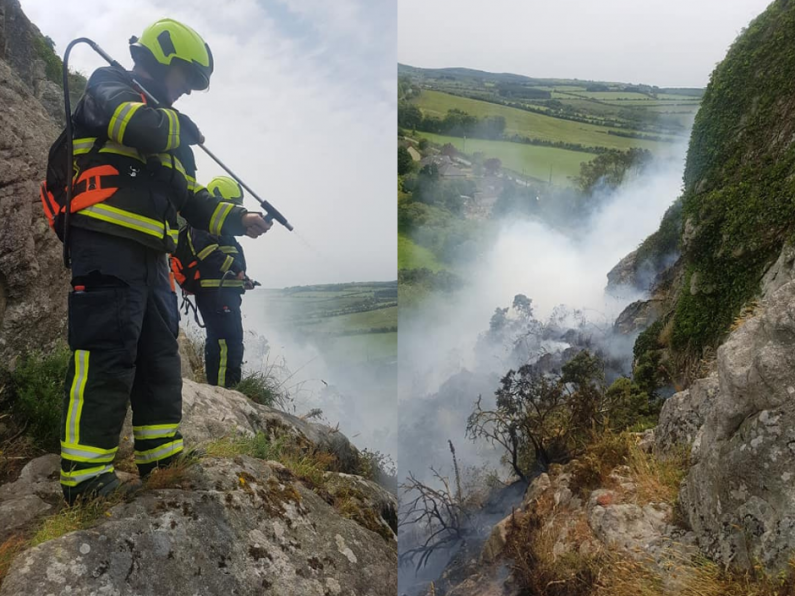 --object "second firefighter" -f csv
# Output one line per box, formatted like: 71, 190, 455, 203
174, 176, 254, 387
